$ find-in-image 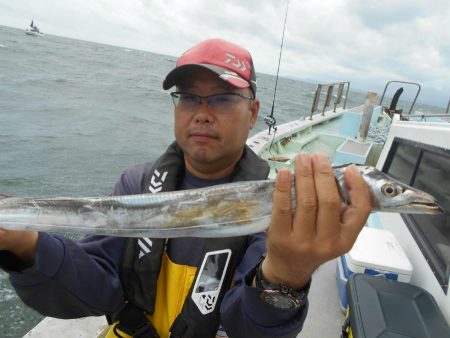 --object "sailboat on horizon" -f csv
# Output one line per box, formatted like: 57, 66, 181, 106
25, 20, 43, 37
